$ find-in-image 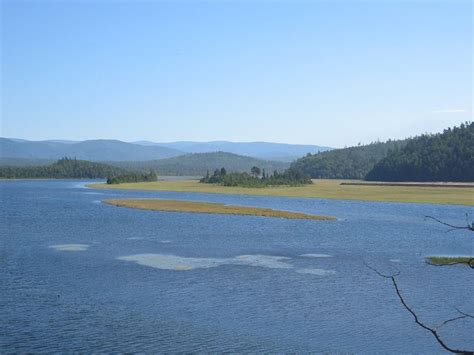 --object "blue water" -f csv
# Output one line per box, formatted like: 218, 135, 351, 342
1, 180, 473, 353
